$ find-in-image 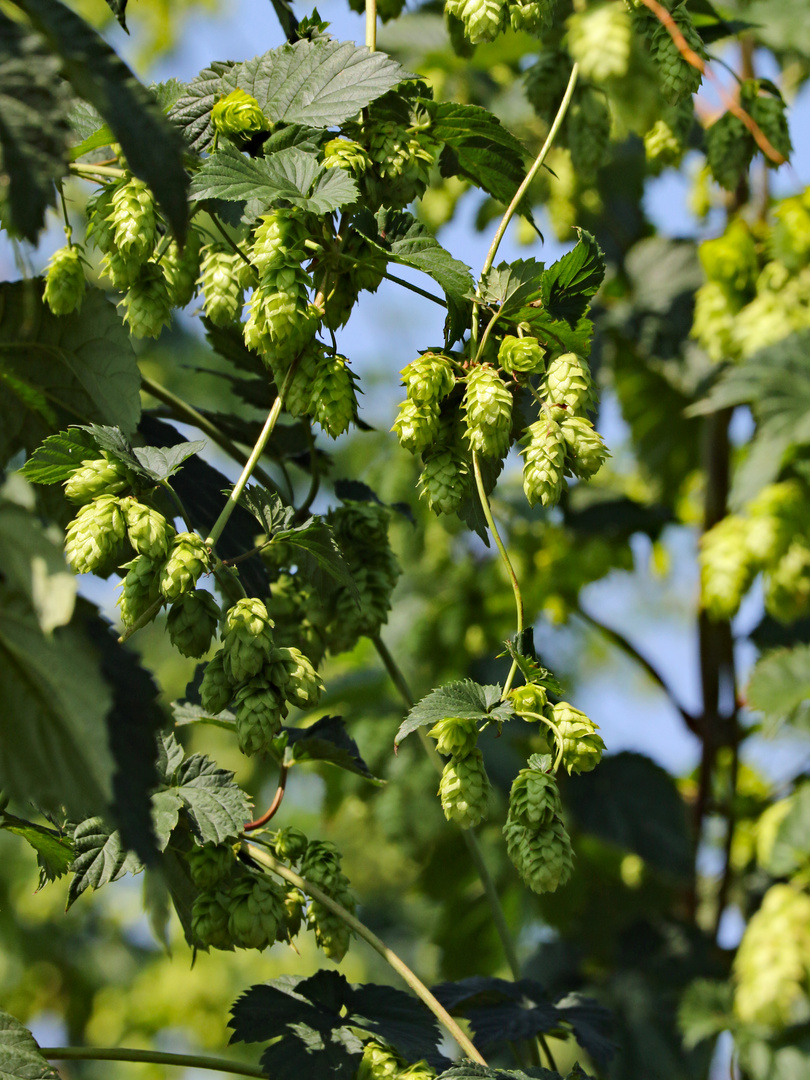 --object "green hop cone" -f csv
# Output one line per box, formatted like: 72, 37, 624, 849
266, 573, 328, 668
691, 281, 740, 362
251, 210, 310, 275
280, 886, 306, 940
274, 826, 308, 864
771, 195, 810, 272
734, 884, 810, 1029
187, 843, 235, 890
398, 1064, 435, 1080
551, 702, 605, 775
211, 88, 271, 145
568, 2, 632, 83
520, 416, 566, 508
439, 749, 490, 828
312, 354, 358, 438
167, 589, 220, 659
158, 532, 209, 600
644, 99, 694, 171
428, 717, 478, 758
221, 597, 277, 683
227, 874, 286, 949
200, 650, 233, 714
445, 0, 506, 44
65, 495, 127, 574
199, 244, 244, 327
544, 352, 595, 415
463, 365, 513, 459
87, 186, 116, 254
161, 230, 202, 308
567, 88, 612, 185
498, 335, 545, 376
401, 353, 455, 403
392, 399, 440, 454
508, 683, 548, 717
300, 840, 348, 894
110, 177, 157, 260
699, 515, 755, 621
191, 891, 233, 950
699, 218, 758, 298
123, 501, 173, 560
322, 137, 372, 174
504, 813, 574, 894
746, 481, 806, 566
280, 343, 320, 418
507, 0, 553, 33
357, 1040, 403, 1080
119, 264, 173, 339
525, 49, 572, 121
366, 121, 437, 207
101, 248, 143, 290
43, 245, 86, 316
118, 556, 160, 628
418, 445, 470, 516
234, 673, 287, 755
307, 891, 354, 961
64, 455, 132, 504
244, 266, 317, 358
508, 767, 561, 828
279, 646, 324, 708
560, 415, 609, 479
750, 90, 792, 169
649, 3, 705, 103
705, 110, 753, 192
765, 541, 810, 624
